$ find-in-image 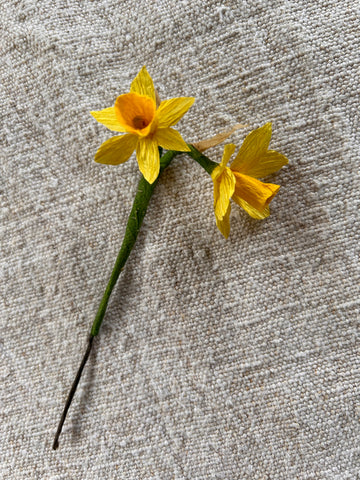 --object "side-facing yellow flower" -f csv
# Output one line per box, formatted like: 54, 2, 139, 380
211, 123, 288, 238
91, 66, 195, 184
